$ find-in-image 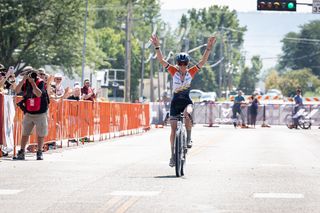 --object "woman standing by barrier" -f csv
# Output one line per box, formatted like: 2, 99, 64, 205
249, 94, 259, 128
